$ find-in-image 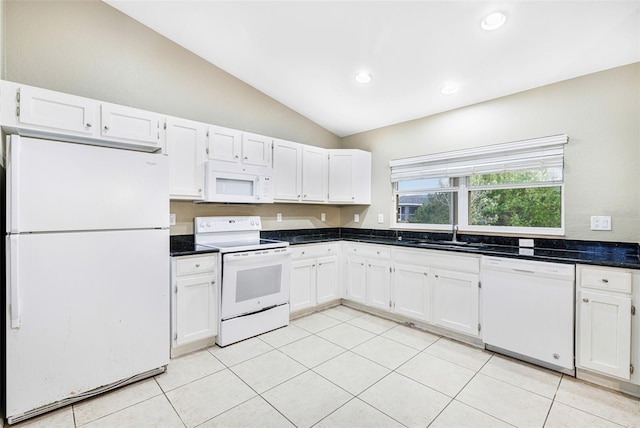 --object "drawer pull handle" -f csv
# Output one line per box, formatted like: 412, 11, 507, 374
195, 264, 200, 268
601, 278, 609, 283
86, 123, 92, 128
583, 298, 589, 303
